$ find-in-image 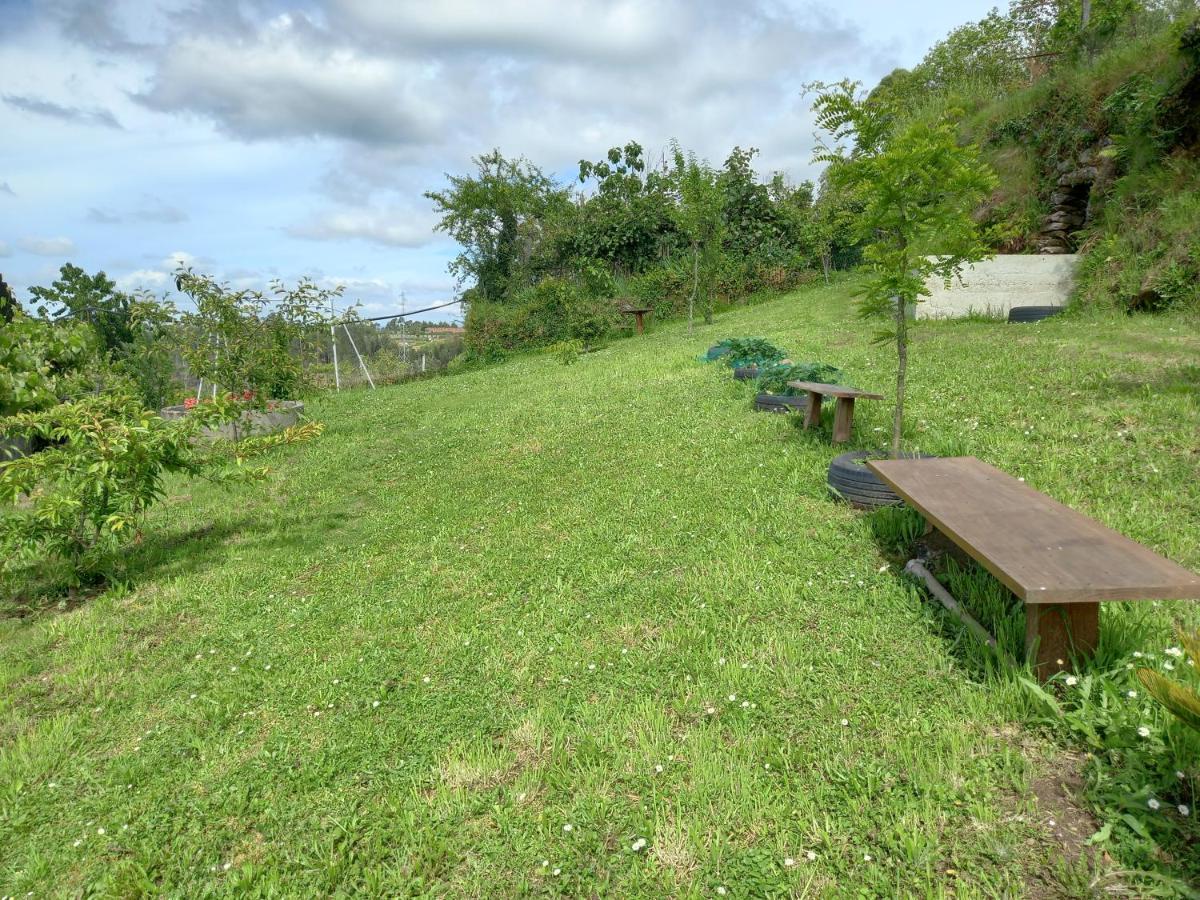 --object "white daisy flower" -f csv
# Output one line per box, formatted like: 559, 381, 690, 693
1148, 798, 1161, 810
